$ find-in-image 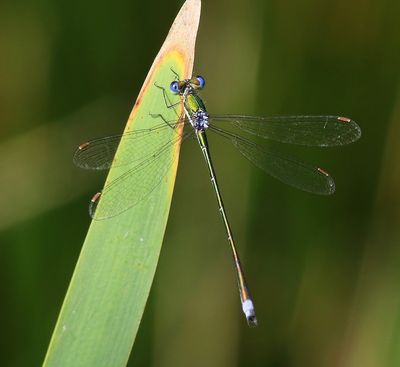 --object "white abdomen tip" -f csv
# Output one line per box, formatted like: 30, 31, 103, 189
242, 299, 258, 327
